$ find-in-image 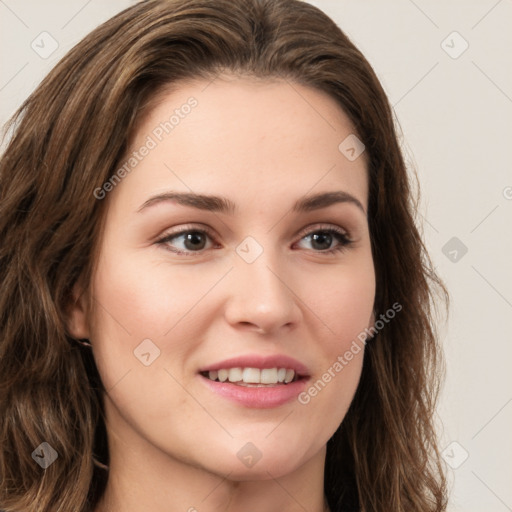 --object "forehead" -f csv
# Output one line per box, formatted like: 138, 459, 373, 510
109, 76, 368, 213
